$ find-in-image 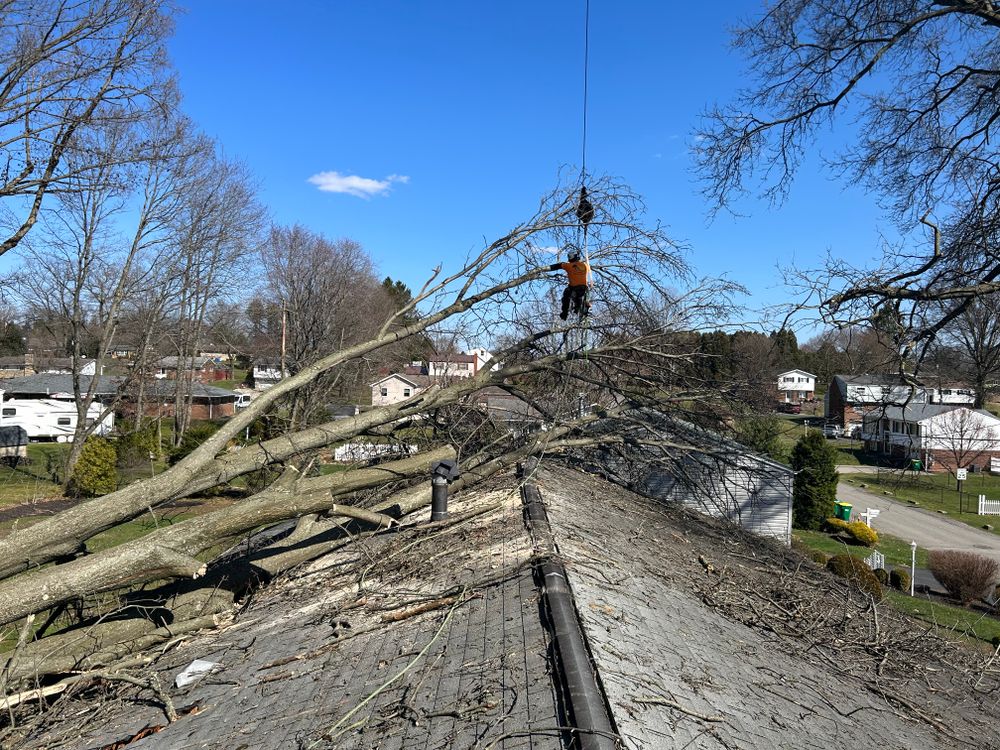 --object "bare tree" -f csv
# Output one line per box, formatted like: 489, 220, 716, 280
0, 0, 175, 256
937, 296, 1000, 407
927, 406, 998, 483
164, 147, 264, 442
12, 112, 197, 481
0, 177, 743, 695
697, 1, 1000, 369
259, 225, 391, 428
